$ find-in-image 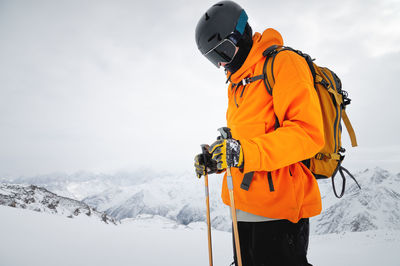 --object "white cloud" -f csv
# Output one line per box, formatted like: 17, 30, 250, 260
0, 0, 399, 176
